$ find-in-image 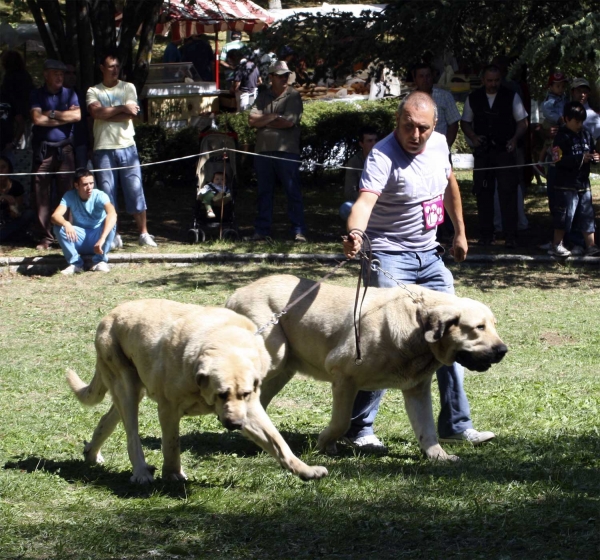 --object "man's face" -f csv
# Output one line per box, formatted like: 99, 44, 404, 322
572, 86, 590, 104
414, 68, 433, 93
483, 70, 502, 95
100, 57, 121, 83
549, 81, 566, 97
270, 73, 290, 87
64, 64, 77, 89
75, 175, 94, 201
44, 69, 64, 91
395, 103, 435, 154
359, 134, 378, 156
